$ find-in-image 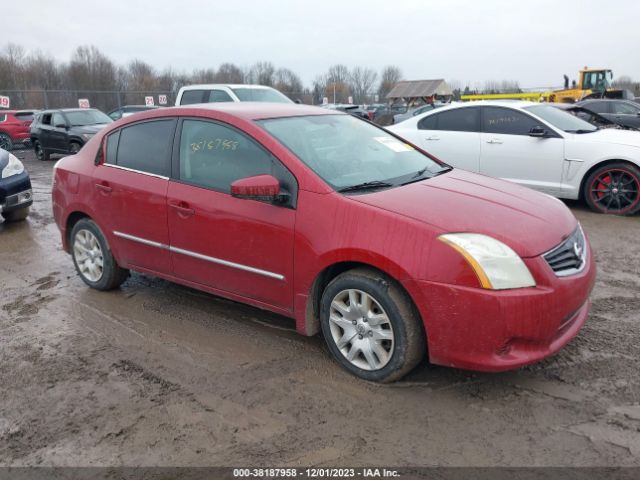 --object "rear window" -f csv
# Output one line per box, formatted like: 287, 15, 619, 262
179, 90, 206, 105
115, 120, 175, 176
15, 112, 34, 121
231, 87, 292, 103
